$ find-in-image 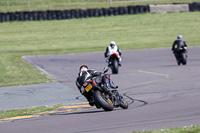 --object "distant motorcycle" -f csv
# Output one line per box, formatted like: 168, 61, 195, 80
174, 46, 187, 65
108, 52, 120, 74
81, 67, 128, 111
